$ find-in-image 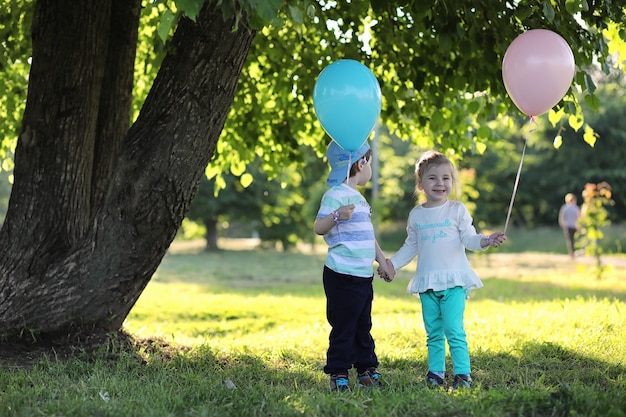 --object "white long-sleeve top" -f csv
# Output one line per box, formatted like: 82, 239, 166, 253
390, 200, 487, 295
